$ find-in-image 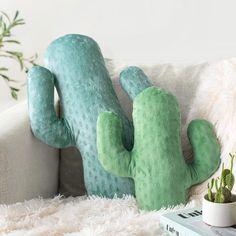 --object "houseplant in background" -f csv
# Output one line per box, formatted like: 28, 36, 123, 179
0, 10, 37, 99
202, 153, 236, 227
